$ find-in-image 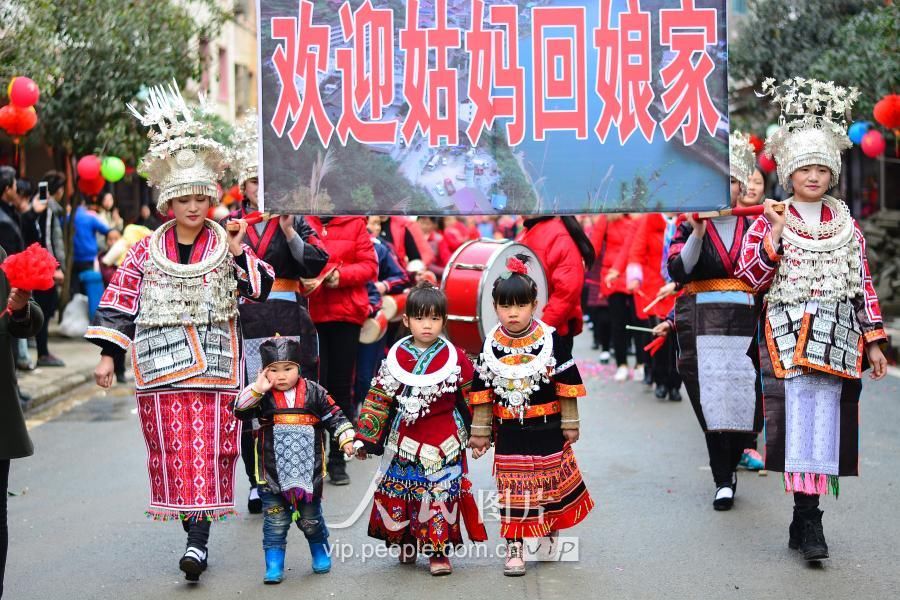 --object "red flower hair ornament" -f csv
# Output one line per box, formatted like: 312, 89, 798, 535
503, 256, 529, 278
